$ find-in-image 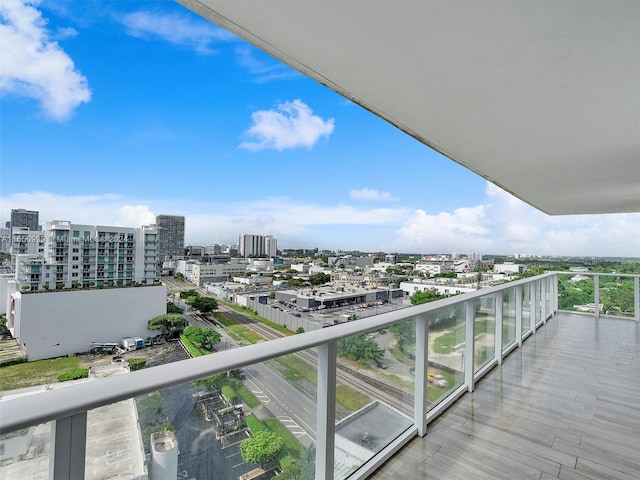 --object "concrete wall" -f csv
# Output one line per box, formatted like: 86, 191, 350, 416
11, 285, 166, 361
